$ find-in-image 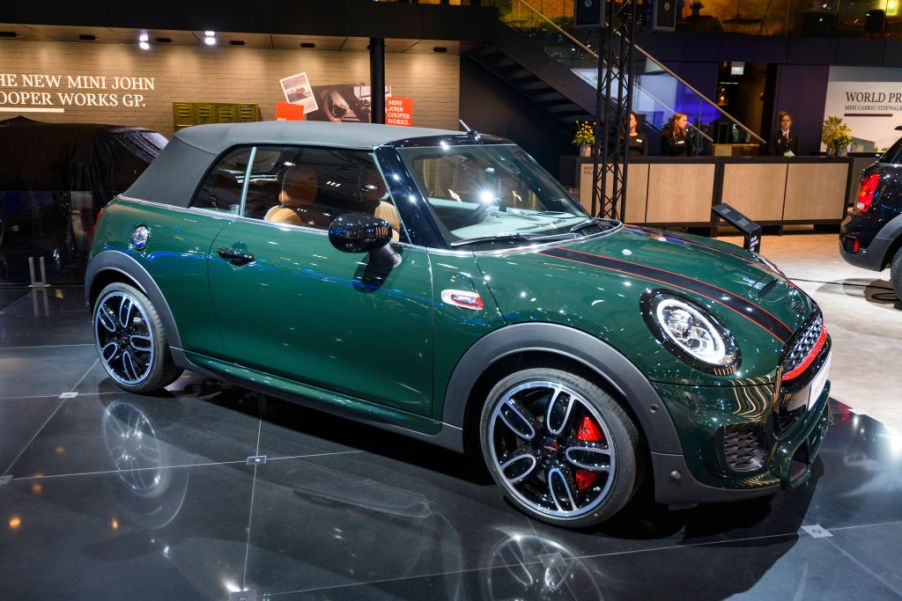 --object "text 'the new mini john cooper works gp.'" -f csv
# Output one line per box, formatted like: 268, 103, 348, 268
86, 122, 832, 528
